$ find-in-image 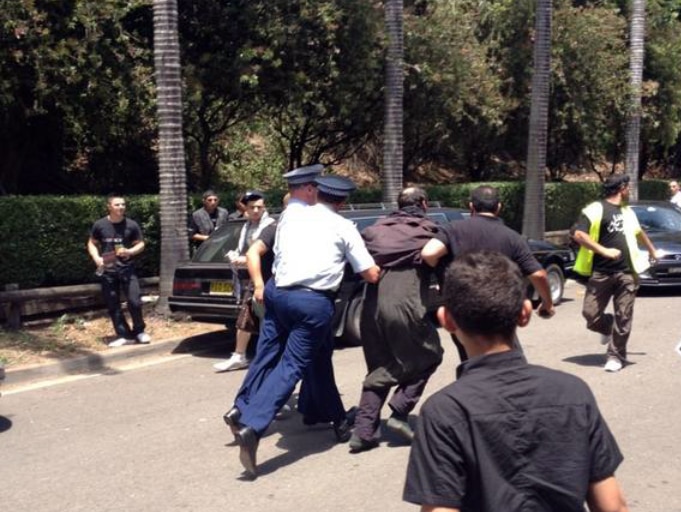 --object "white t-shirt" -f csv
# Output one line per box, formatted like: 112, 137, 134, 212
670, 191, 681, 207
